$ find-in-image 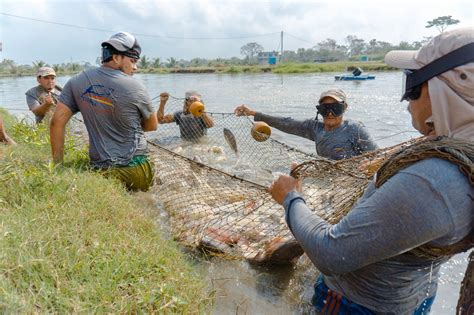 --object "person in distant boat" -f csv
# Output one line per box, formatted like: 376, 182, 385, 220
157, 90, 214, 141
50, 32, 158, 191
25, 66, 63, 124
0, 115, 16, 145
269, 27, 473, 314
234, 89, 377, 160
